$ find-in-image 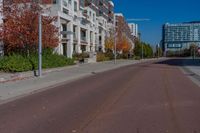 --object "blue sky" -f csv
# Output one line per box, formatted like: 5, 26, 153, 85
112, 0, 200, 45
